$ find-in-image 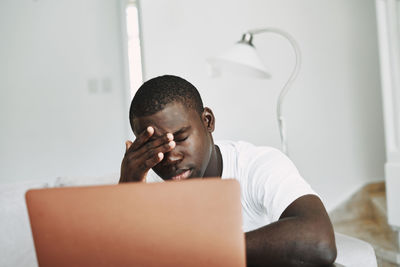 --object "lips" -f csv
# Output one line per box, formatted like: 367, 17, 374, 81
171, 169, 192, 181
